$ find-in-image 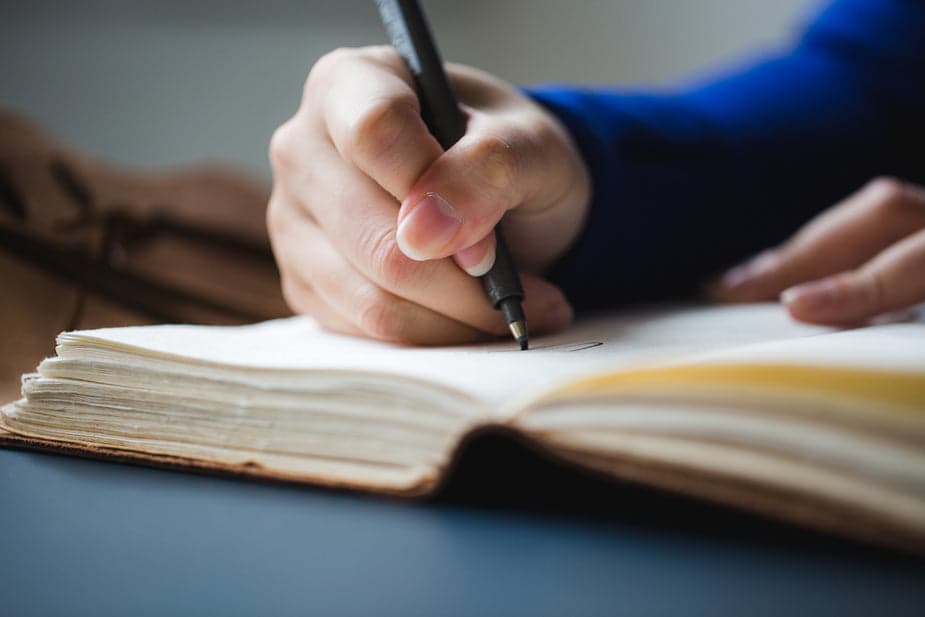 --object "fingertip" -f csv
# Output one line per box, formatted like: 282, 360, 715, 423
780, 276, 862, 325
780, 286, 812, 323
780, 278, 834, 310
709, 250, 781, 303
